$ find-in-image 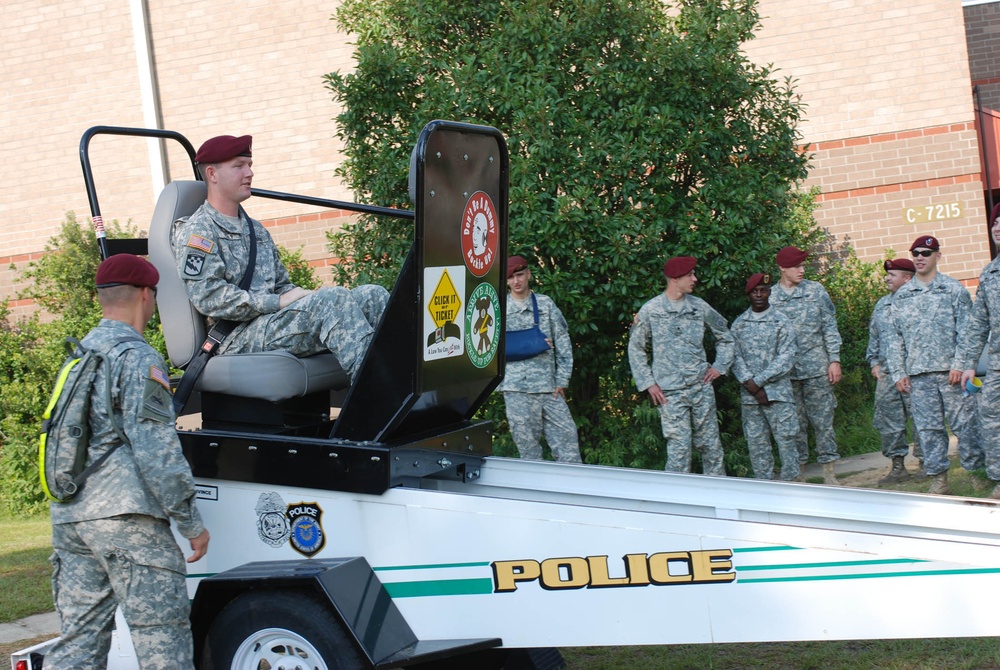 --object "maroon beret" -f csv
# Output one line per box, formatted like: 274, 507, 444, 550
884, 258, 915, 273
775, 246, 808, 268
95, 254, 159, 289
663, 256, 697, 279
507, 256, 528, 278
910, 235, 939, 252
745, 272, 772, 294
195, 134, 253, 164
991, 202, 1000, 224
